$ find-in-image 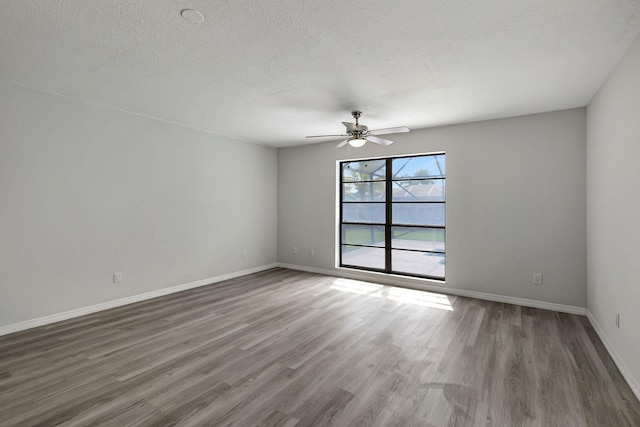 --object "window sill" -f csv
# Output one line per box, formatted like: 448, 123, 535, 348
335, 266, 446, 286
